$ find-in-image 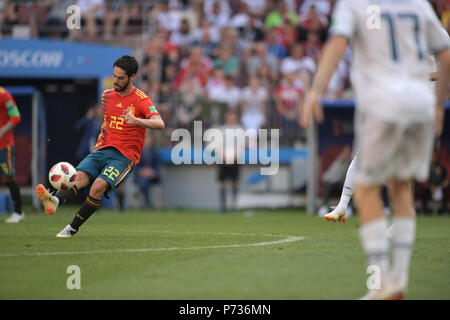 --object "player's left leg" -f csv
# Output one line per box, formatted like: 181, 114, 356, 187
355, 183, 390, 299
324, 156, 357, 222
